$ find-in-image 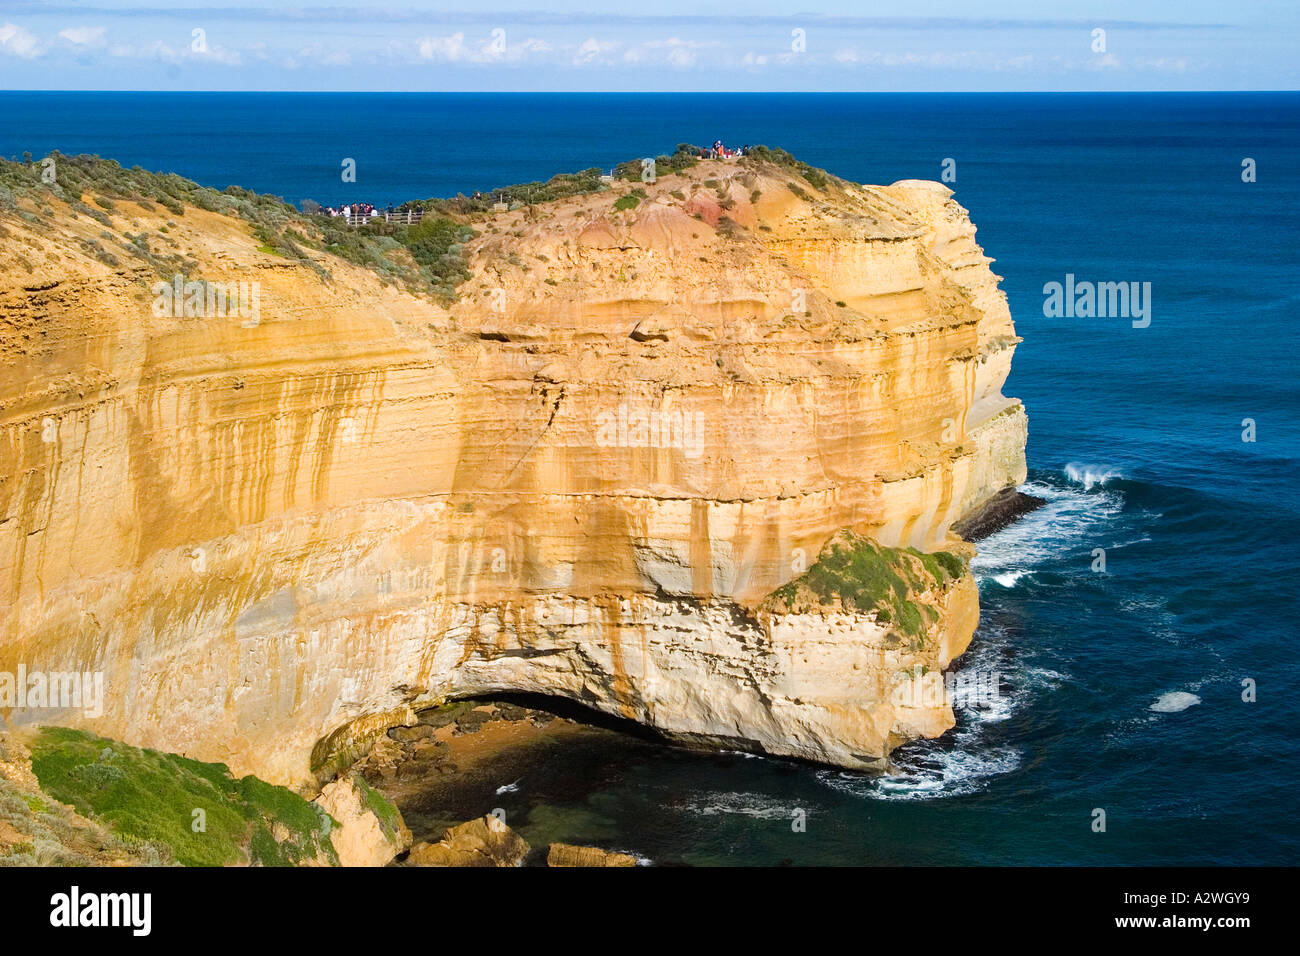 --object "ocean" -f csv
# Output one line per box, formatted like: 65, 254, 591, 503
3, 91, 1297, 865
